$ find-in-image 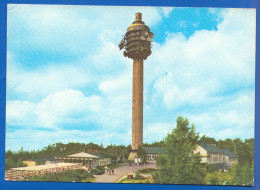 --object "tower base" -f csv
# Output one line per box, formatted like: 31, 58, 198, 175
128, 151, 138, 161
